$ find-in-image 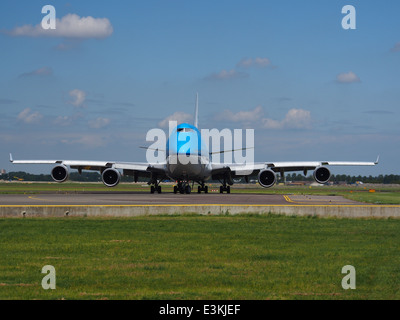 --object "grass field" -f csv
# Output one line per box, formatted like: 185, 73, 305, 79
1, 182, 399, 300
1, 181, 400, 204
1, 215, 400, 300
